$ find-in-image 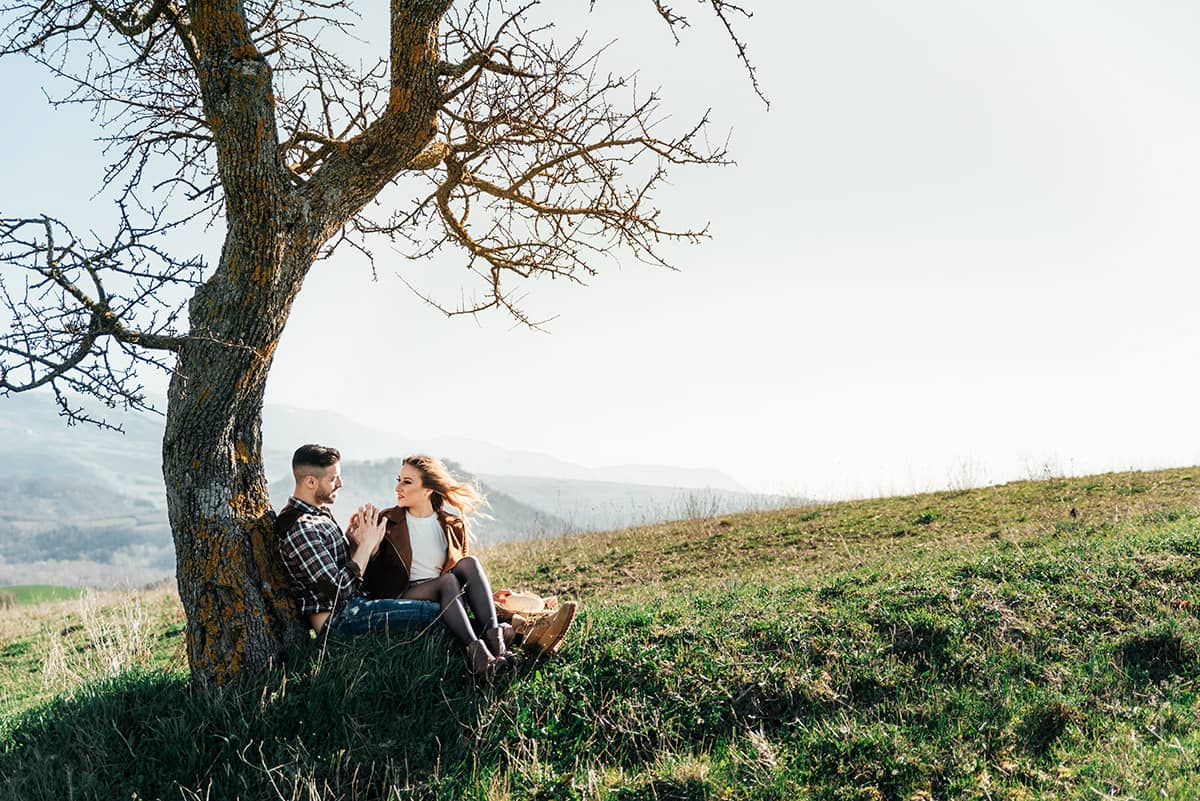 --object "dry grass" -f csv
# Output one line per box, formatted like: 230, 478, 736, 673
0, 584, 186, 719
480, 466, 1200, 602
